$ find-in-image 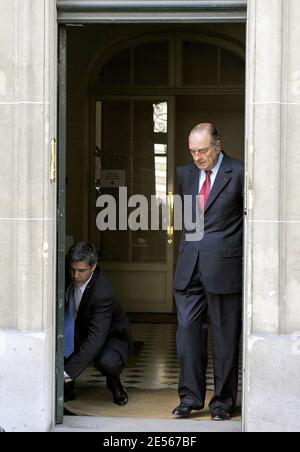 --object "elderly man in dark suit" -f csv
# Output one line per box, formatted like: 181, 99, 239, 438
172, 123, 244, 421
64, 242, 131, 406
